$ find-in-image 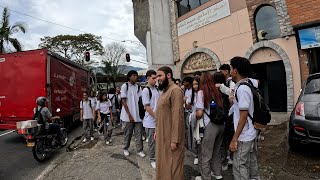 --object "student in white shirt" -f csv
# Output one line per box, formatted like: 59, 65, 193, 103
80, 92, 95, 143
195, 73, 225, 180
120, 70, 145, 158
186, 76, 201, 165
96, 93, 113, 145
107, 88, 118, 127
142, 70, 160, 169
89, 90, 98, 130
229, 57, 260, 180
